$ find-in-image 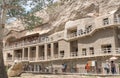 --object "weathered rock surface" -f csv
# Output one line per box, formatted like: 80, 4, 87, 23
48, 0, 120, 32
6, 0, 120, 32
7, 61, 23, 77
